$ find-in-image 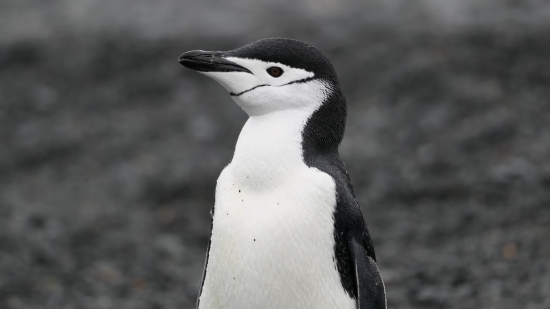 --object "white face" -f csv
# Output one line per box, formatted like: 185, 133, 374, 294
199, 58, 330, 116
